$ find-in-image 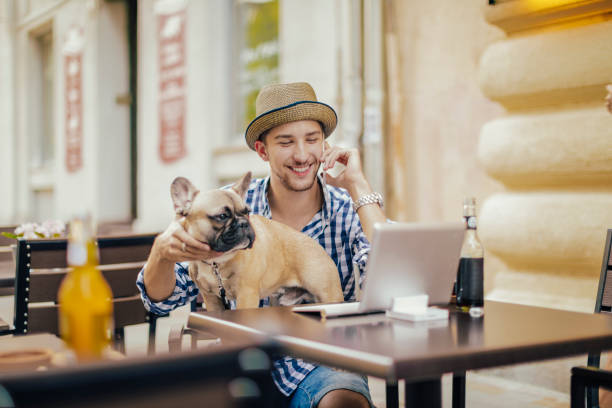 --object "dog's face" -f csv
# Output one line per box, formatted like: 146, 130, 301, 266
170, 172, 256, 253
